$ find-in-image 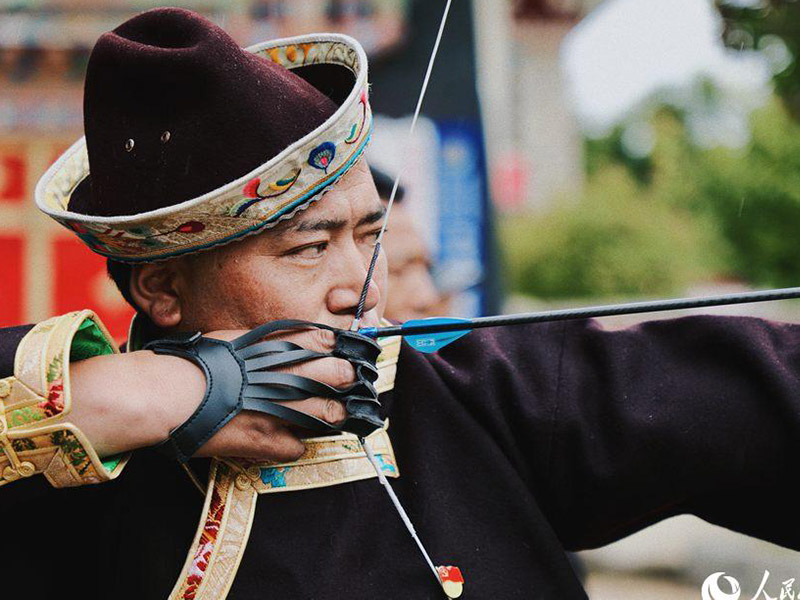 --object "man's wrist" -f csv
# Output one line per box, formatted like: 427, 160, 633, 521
70, 350, 207, 456
139, 350, 207, 444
